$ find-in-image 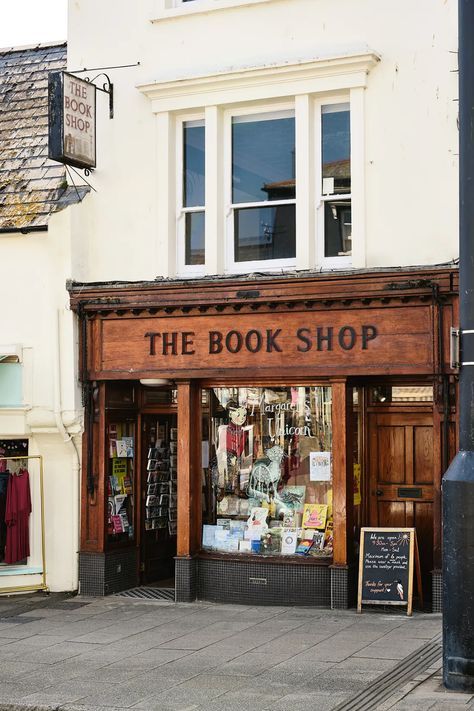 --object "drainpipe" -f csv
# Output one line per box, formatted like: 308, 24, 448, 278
54, 309, 81, 592
442, 0, 474, 692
